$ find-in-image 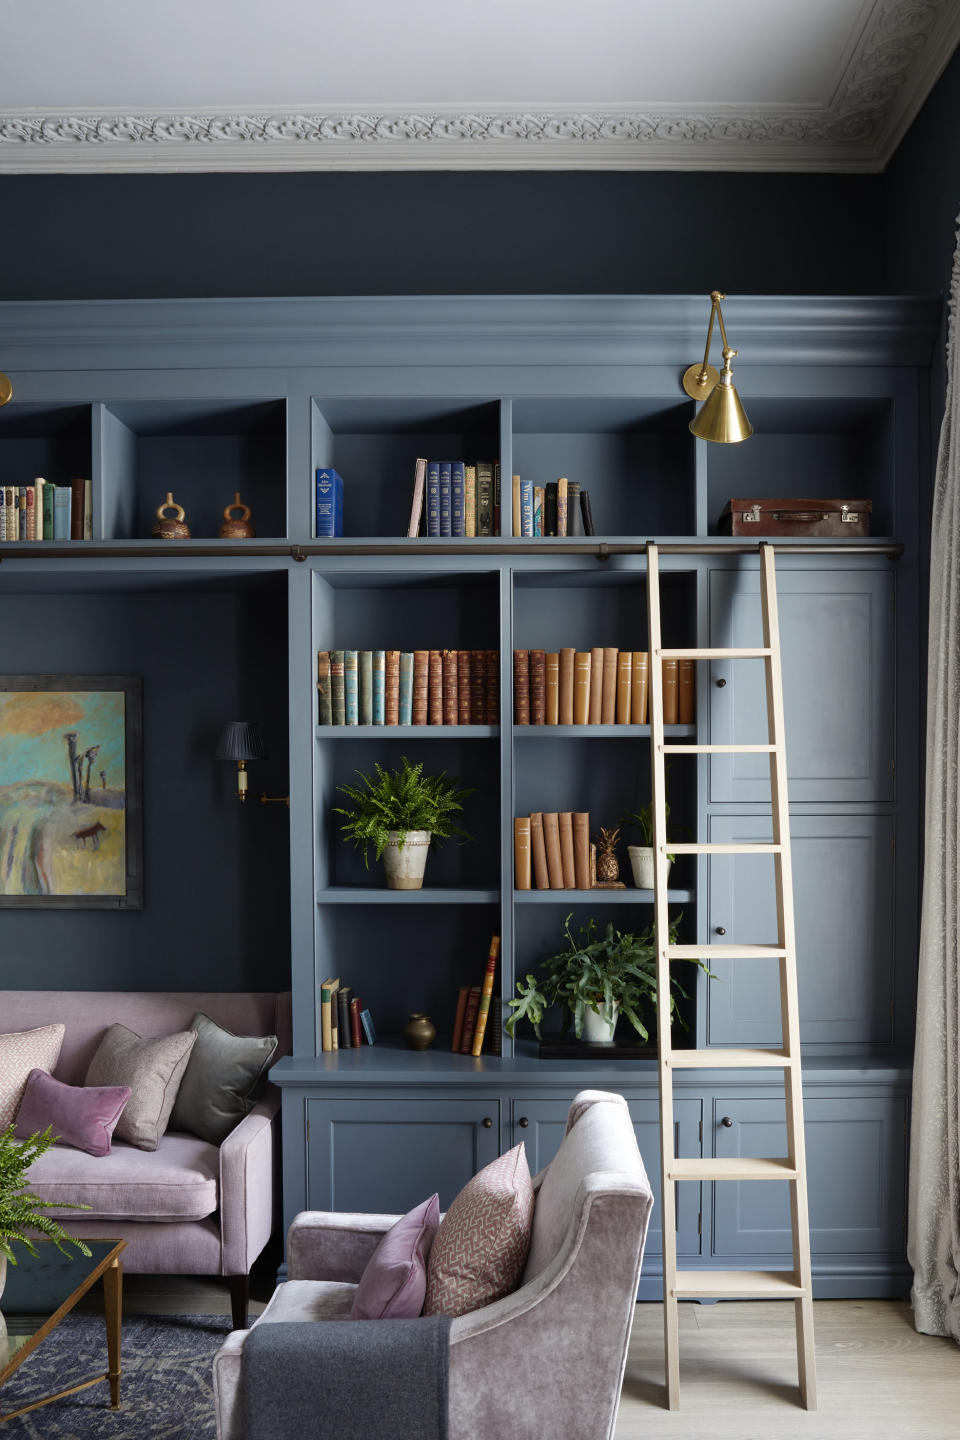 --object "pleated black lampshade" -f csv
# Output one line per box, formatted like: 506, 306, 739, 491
215, 721, 267, 762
